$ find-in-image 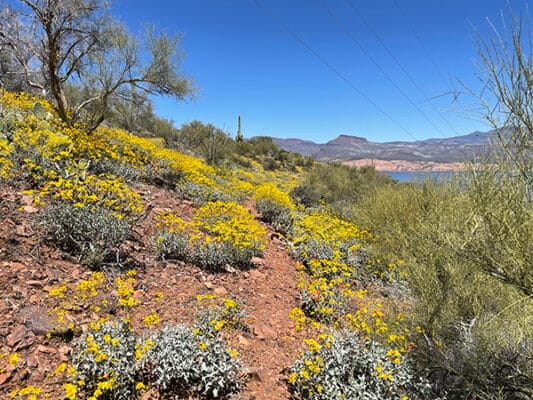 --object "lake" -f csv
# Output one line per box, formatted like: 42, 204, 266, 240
384, 171, 458, 183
